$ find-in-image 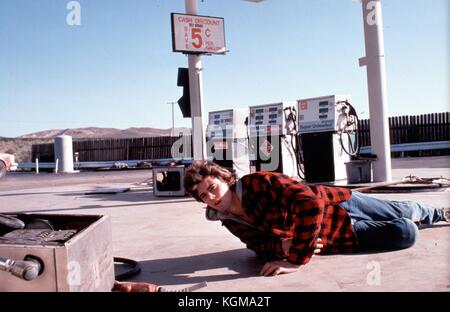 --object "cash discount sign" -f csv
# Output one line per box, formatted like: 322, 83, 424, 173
171, 13, 226, 54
